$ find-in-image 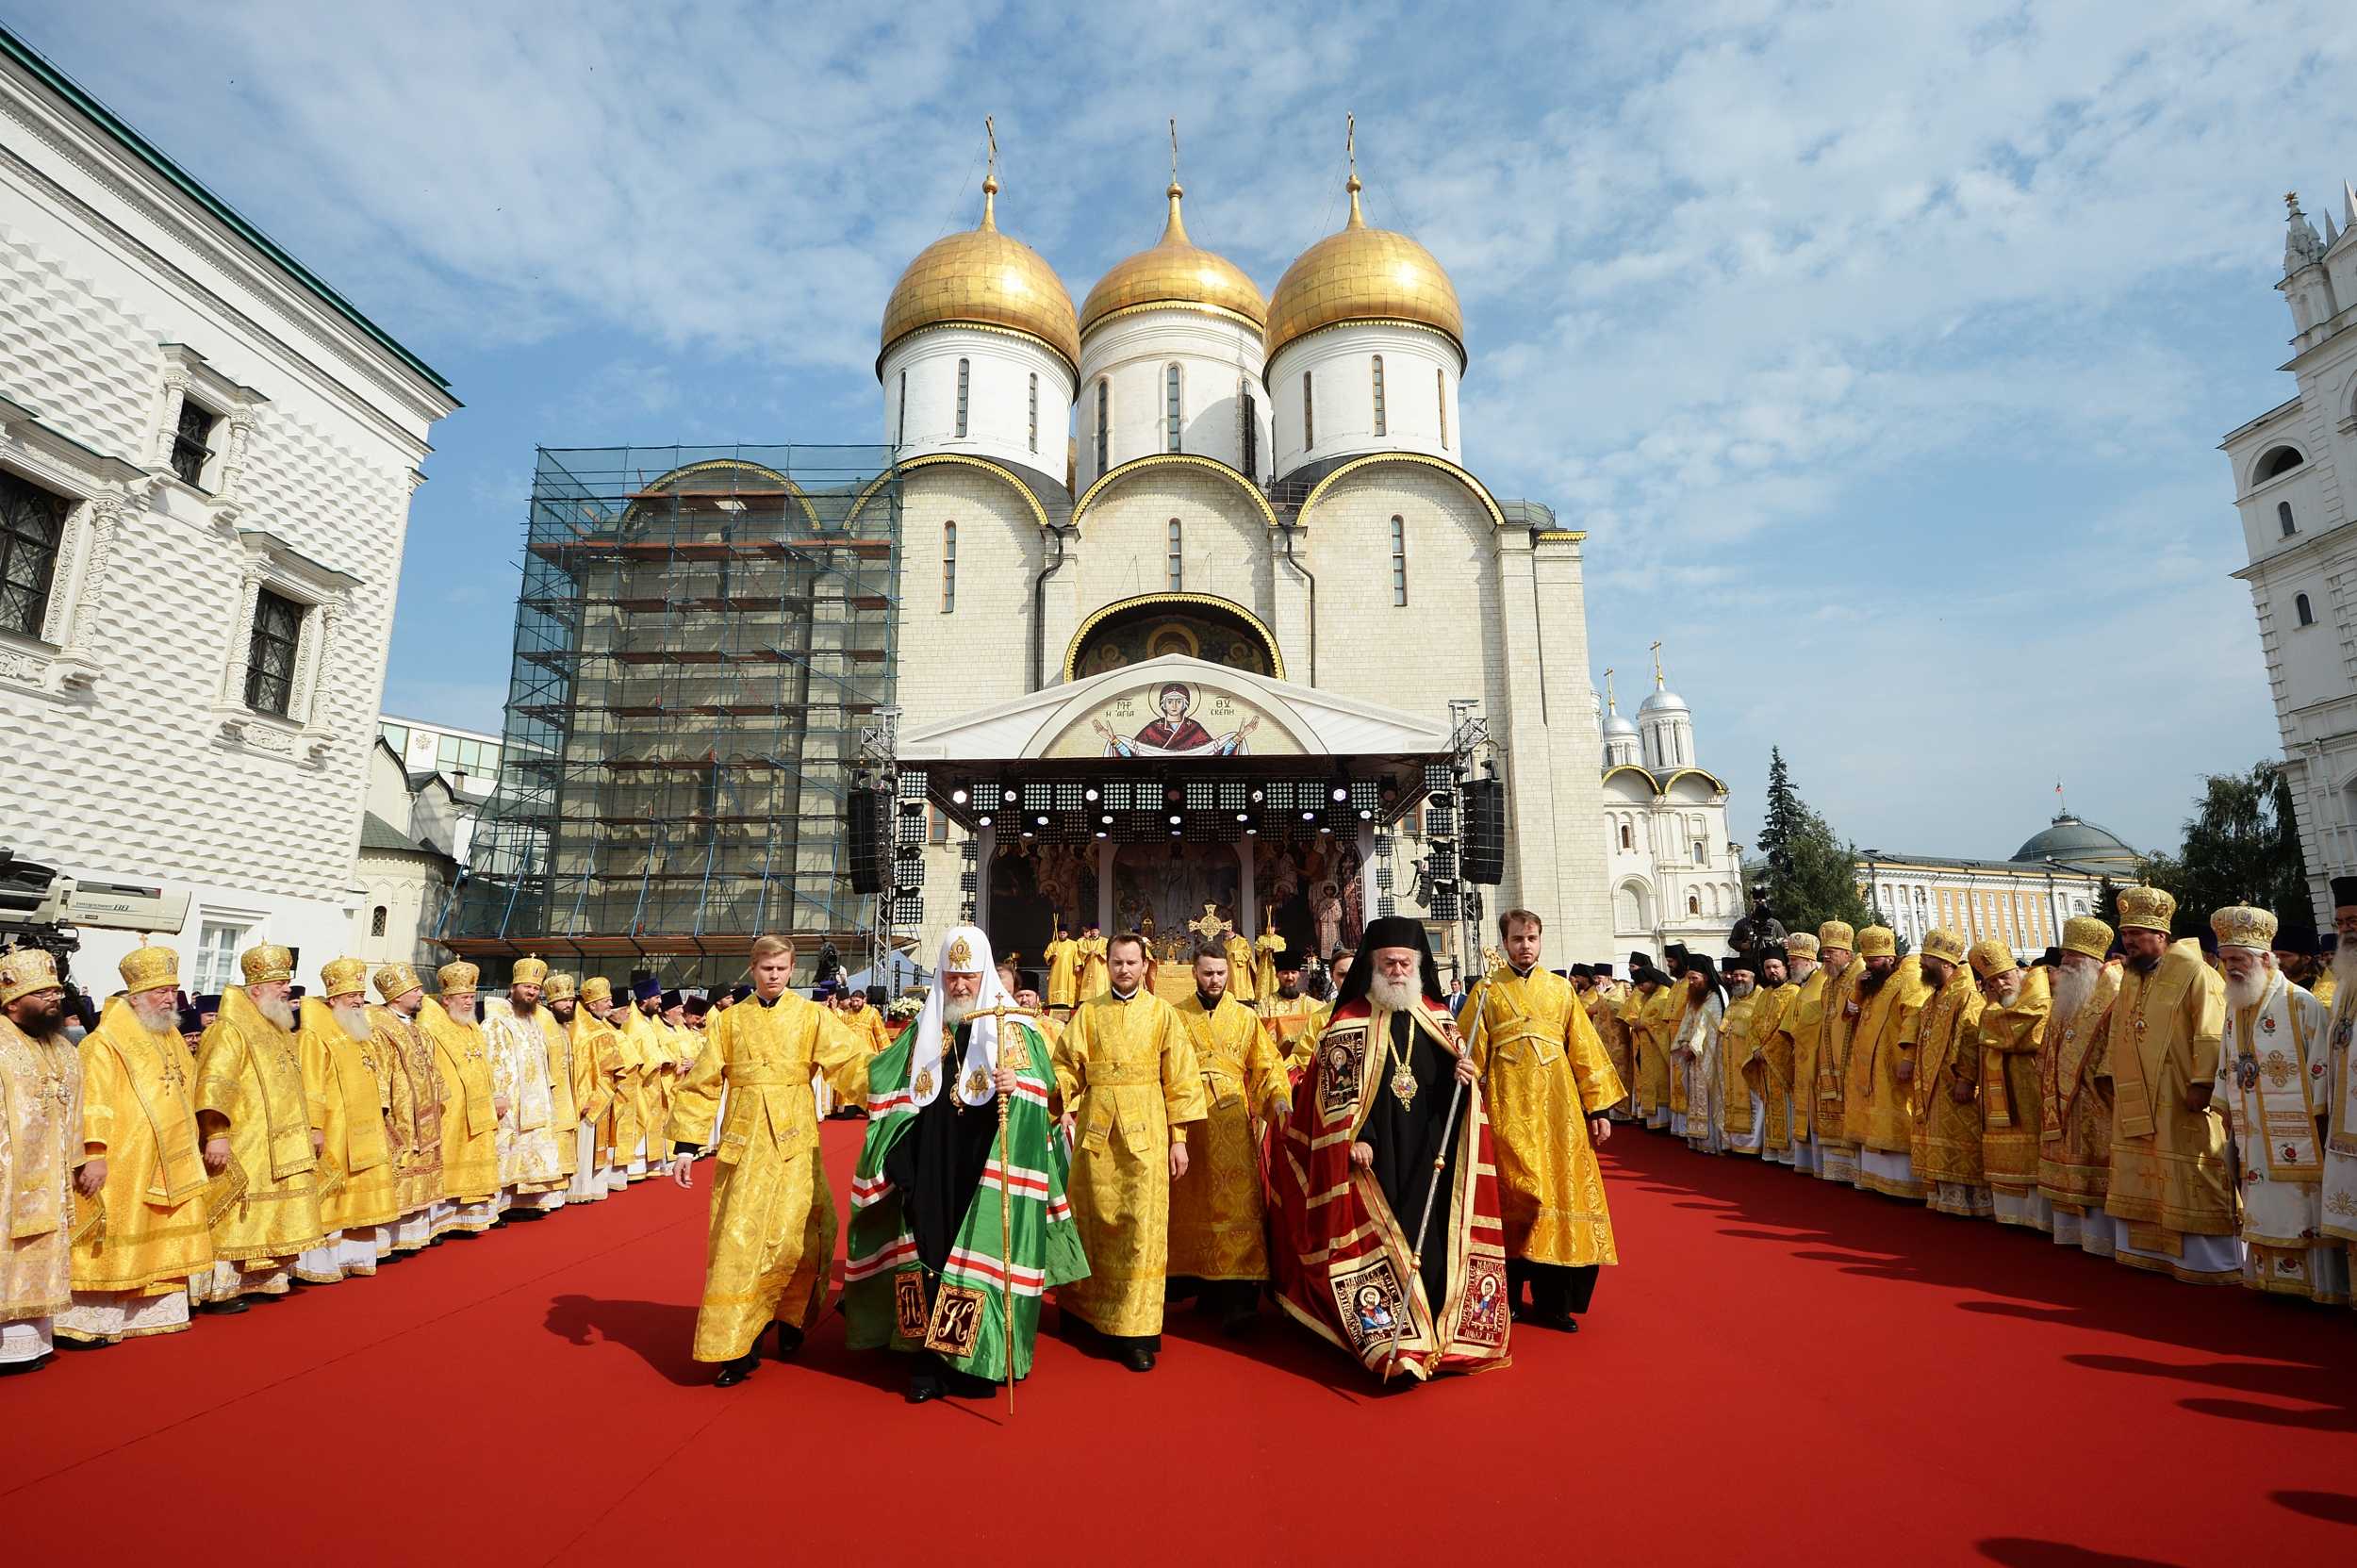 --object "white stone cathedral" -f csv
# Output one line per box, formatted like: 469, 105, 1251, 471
882, 153, 1706, 967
